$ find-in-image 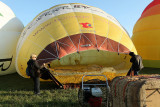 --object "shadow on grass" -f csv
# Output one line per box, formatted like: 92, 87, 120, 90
0, 100, 80, 107
34, 100, 80, 107
0, 67, 159, 91
0, 73, 57, 91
